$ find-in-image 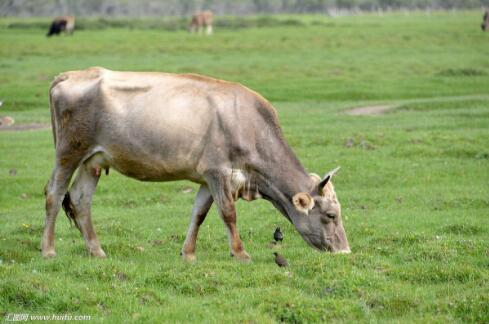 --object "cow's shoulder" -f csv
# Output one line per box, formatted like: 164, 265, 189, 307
179, 73, 280, 124
238, 84, 280, 126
